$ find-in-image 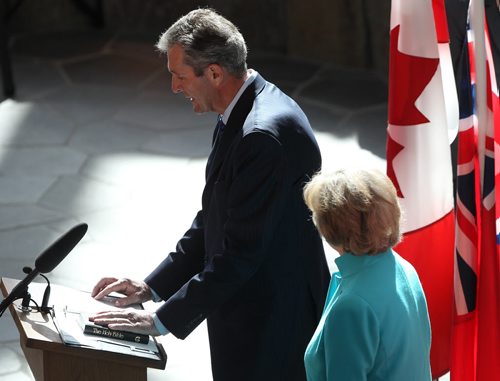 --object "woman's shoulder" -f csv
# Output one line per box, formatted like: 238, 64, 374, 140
329, 292, 378, 322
